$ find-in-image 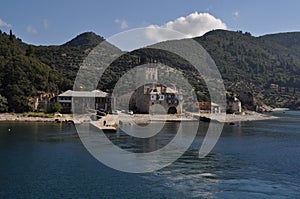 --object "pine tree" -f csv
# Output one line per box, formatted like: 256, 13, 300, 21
9, 29, 13, 41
